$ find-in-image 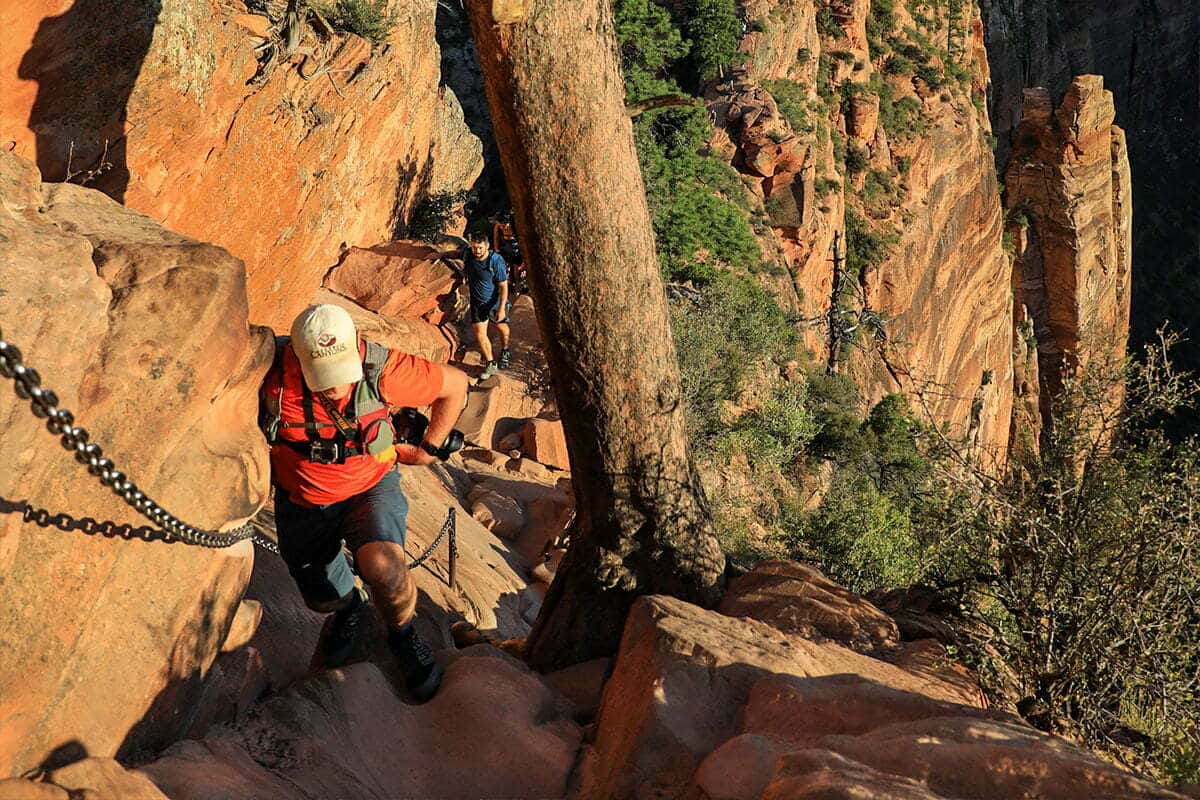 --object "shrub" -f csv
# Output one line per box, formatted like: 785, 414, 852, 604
763, 80, 812, 133
715, 382, 818, 468
672, 273, 800, 443
635, 106, 761, 281
783, 392, 931, 594
406, 190, 468, 242
815, 177, 842, 197
324, 0, 397, 43
683, 0, 743, 83
883, 53, 914, 75
912, 337, 1200, 779
816, 4, 845, 39
805, 371, 865, 459
845, 206, 898, 275
915, 63, 945, 90
614, 0, 689, 101
844, 143, 869, 174
787, 473, 923, 593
